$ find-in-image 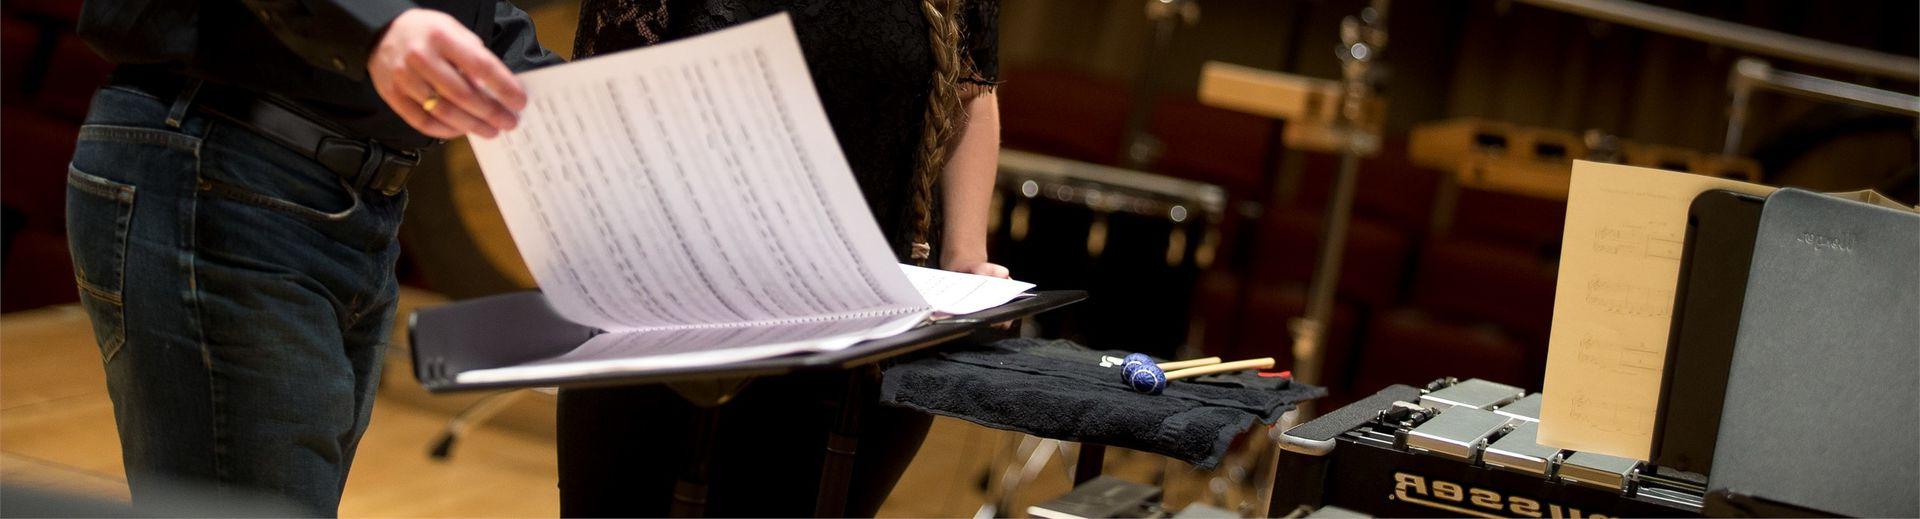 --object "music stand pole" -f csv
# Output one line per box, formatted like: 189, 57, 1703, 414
813, 364, 878, 517
1291, 151, 1360, 390
1263, 3, 1388, 517
665, 378, 753, 517
1289, 0, 1387, 397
